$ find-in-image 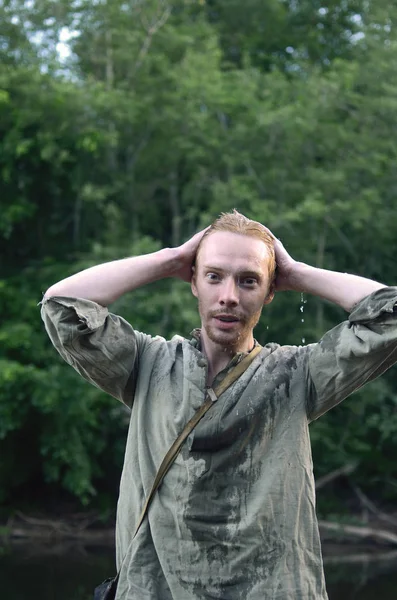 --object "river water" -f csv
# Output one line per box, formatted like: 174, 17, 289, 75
1, 541, 397, 599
